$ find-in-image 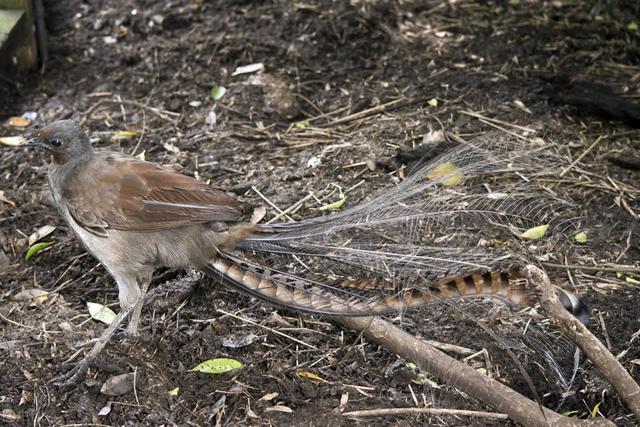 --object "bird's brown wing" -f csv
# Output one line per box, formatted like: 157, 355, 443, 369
61, 152, 243, 234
